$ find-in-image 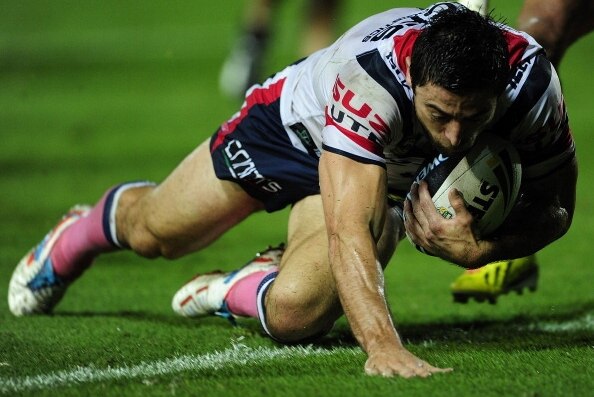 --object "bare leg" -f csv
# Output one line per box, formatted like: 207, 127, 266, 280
301, 0, 341, 56
9, 138, 265, 316
244, 0, 280, 35
116, 139, 265, 259
518, 0, 594, 67
219, 0, 281, 97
